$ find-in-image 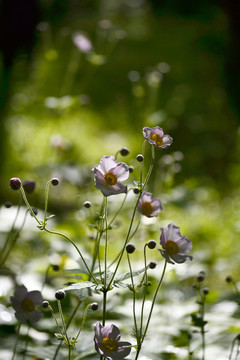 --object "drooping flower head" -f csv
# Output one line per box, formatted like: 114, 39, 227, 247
94, 322, 132, 360
10, 285, 43, 324
92, 156, 129, 197
138, 191, 162, 217
143, 126, 173, 149
158, 223, 193, 264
